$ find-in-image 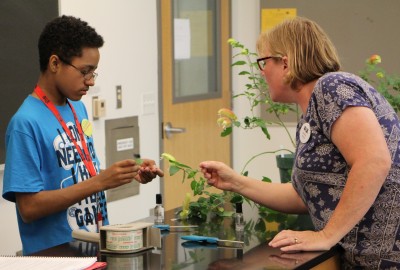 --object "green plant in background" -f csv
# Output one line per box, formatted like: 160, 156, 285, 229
359, 54, 400, 112
217, 39, 297, 218
218, 108, 293, 176
221, 38, 296, 148
217, 38, 297, 187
